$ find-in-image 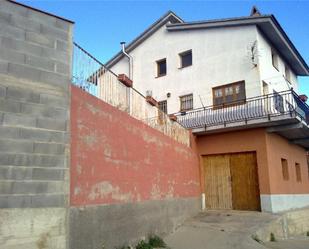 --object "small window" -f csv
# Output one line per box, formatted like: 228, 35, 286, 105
158, 100, 167, 114
281, 158, 289, 181
212, 81, 246, 106
272, 49, 279, 71
295, 163, 302, 182
156, 59, 166, 77
180, 94, 193, 111
285, 65, 291, 83
179, 50, 192, 68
